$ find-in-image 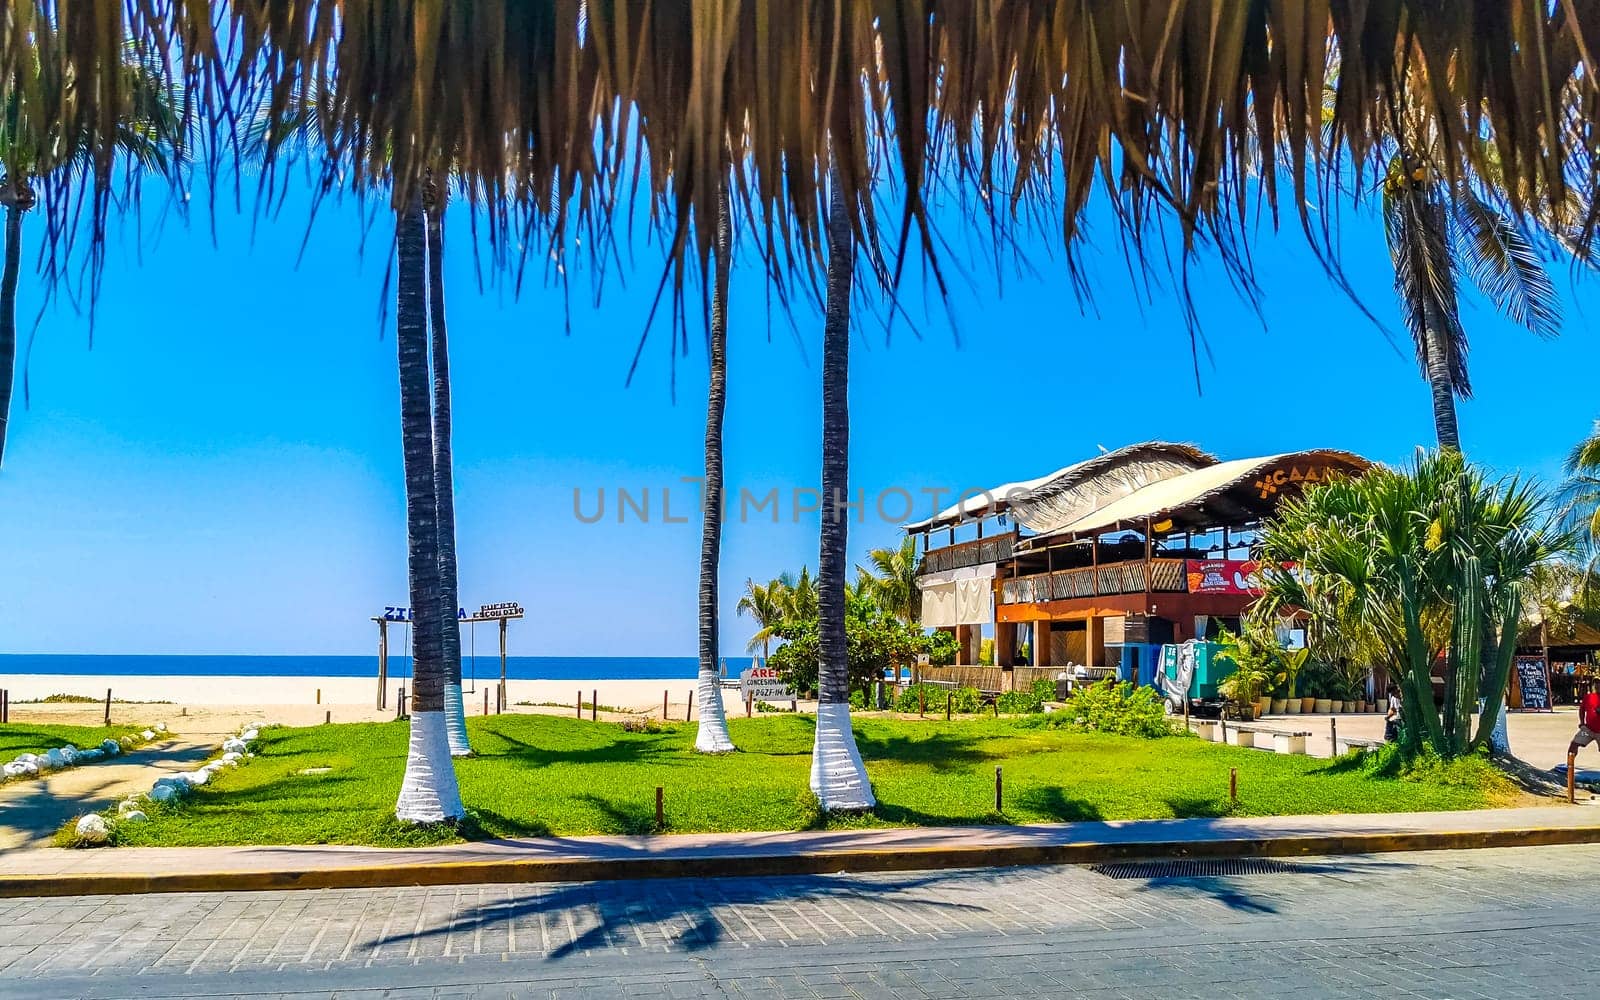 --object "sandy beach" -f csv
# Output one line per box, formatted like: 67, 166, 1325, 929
0, 675, 775, 738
